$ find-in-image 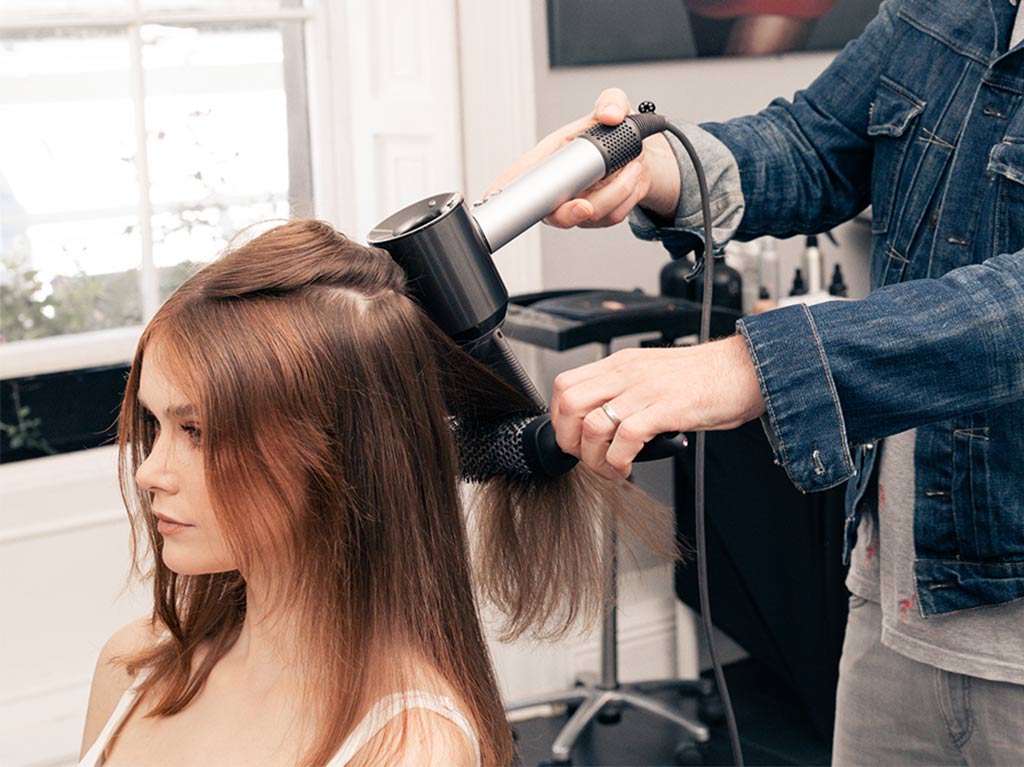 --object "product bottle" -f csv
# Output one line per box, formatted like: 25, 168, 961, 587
691, 256, 744, 312
752, 285, 778, 314
803, 235, 822, 294
760, 237, 780, 302
789, 268, 808, 297
659, 257, 697, 301
740, 239, 762, 315
828, 263, 849, 297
